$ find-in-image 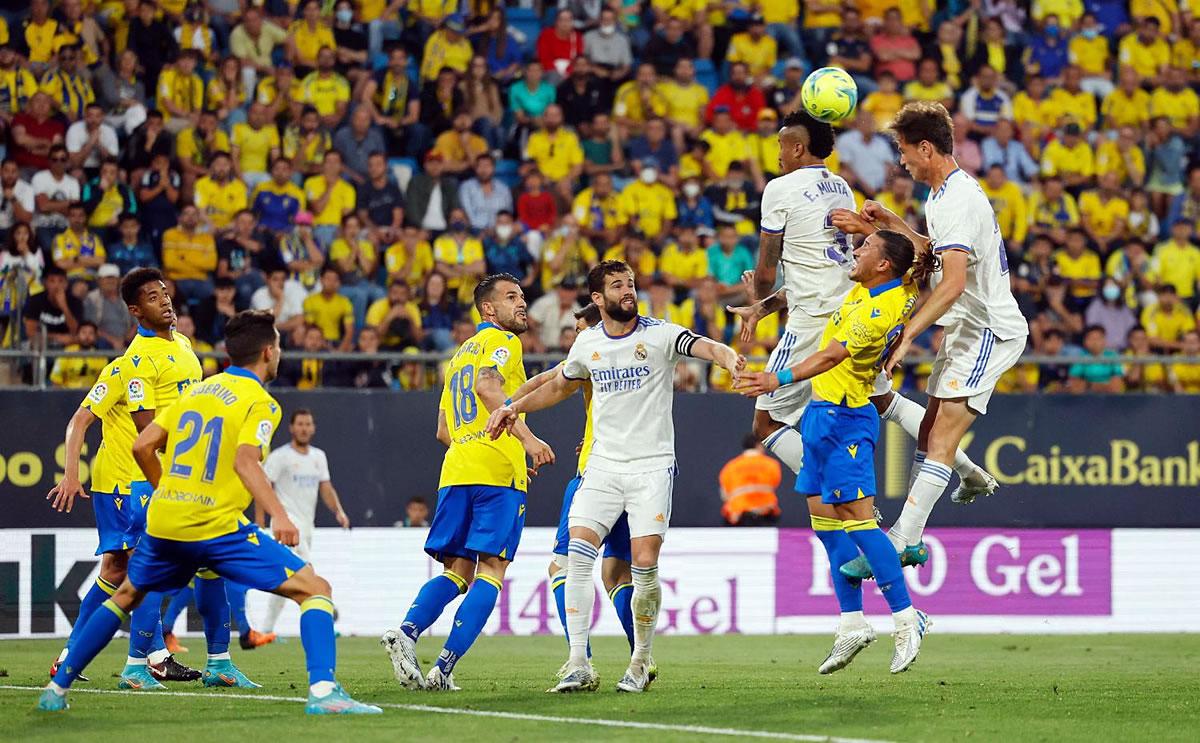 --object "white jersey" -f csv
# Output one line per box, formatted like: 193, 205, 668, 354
759, 164, 856, 321
262, 443, 330, 530
562, 317, 700, 474
925, 168, 1028, 341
